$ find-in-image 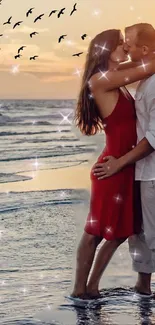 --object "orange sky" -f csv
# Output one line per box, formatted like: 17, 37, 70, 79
0, 0, 155, 99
